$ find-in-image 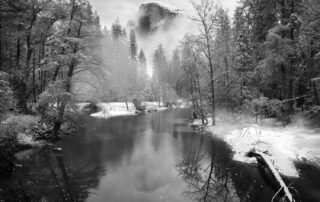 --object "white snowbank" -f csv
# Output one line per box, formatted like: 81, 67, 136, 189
90, 102, 173, 119
76, 102, 91, 111
225, 126, 299, 177
192, 117, 320, 177
91, 102, 138, 118
142, 102, 168, 112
